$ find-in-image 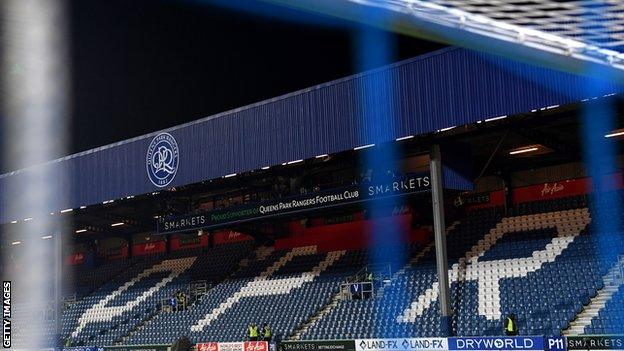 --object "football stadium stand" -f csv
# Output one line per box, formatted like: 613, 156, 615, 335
63, 241, 254, 346
9, 193, 624, 349
586, 284, 624, 334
